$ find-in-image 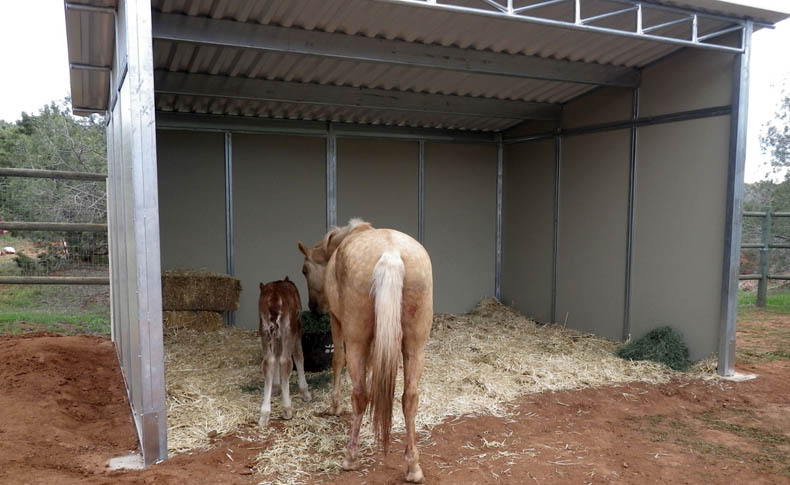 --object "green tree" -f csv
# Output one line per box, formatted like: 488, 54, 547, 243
761, 91, 790, 176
